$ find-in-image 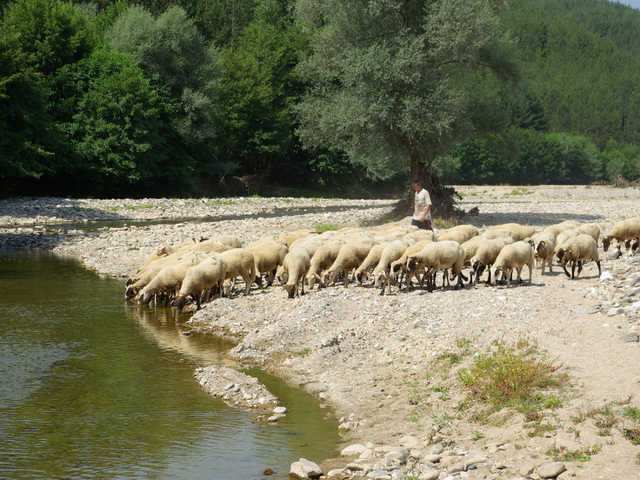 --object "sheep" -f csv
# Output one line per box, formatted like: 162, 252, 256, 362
354, 244, 386, 286
212, 235, 242, 248
282, 247, 311, 298
461, 236, 488, 267
553, 230, 579, 259
492, 241, 534, 287
305, 240, 344, 290
555, 234, 601, 279
289, 236, 324, 258
277, 229, 314, 247
245, 239, 288, 287
404, 229, 436, 243
575, 223, 600, 244
322, 239, 376, 288
437, 226, 477, 244
469, 237, 514, 284
219, 248, 256, 296
405, 241, 468, 291
126, 249, 209, 300
528, 232, 556, 275
481, 228, 516, 240
389, 240, 433, 289
602, 217, 640, 252
544, 222, 575, 239
175, 256, 227, 313
489, 223, 536, 241
138, 254, 210, 306
373, 240, 411, 294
